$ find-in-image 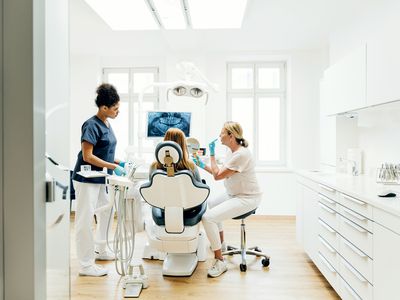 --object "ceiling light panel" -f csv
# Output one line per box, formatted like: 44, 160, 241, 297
153, 0, 186, 30
188, 0, 247, 29
84, 0, 159, 30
